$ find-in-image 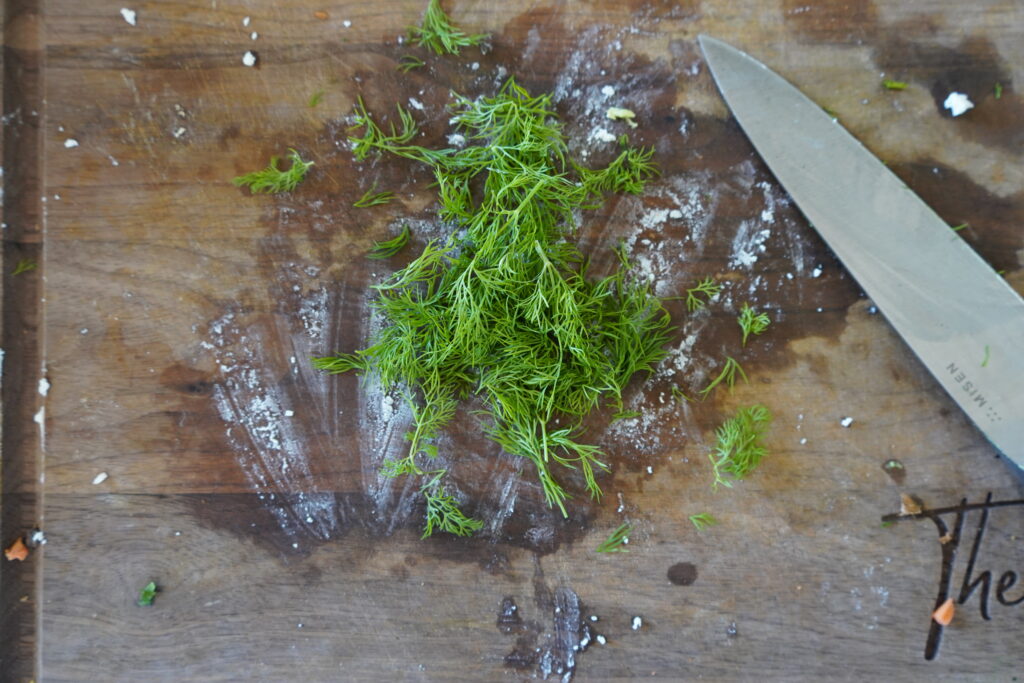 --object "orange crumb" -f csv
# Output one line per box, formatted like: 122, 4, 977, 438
932, 598, 955, 626
4, 537, 29, 561
900, 493, 922, 516
313, 10, 328, 20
